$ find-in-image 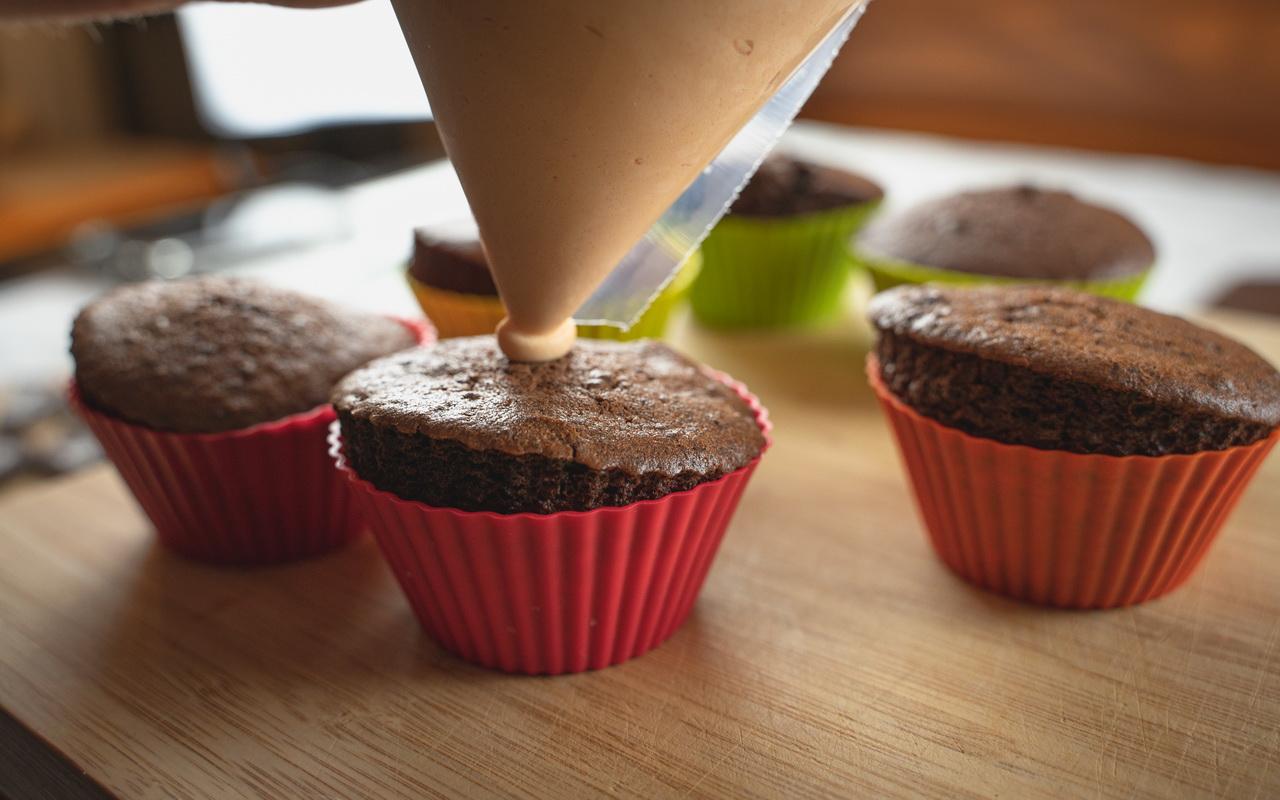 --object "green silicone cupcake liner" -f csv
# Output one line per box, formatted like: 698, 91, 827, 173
579, 252, 701, 341
690, 202, 879, 329
858, 254, 1151, 302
